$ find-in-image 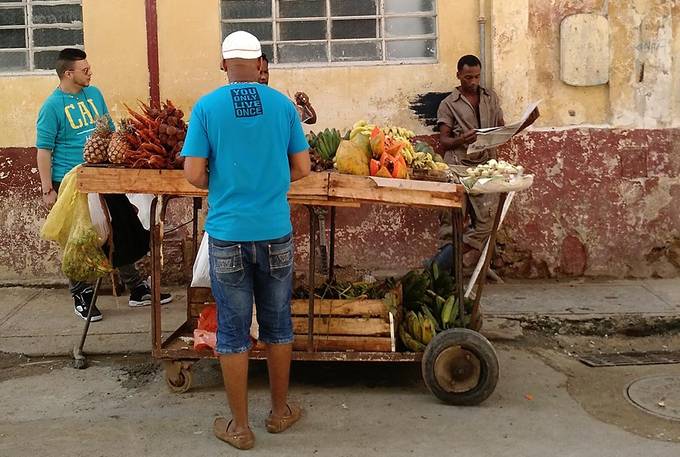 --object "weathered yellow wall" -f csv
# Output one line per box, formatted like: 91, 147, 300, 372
81, 0, 149, 122
495, 0, 677, 128
157, 0, 479, 132
0, 0, 148, 148
159, 0, 679, 130
1, 0, 678, 148
494, 0, 611, 126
